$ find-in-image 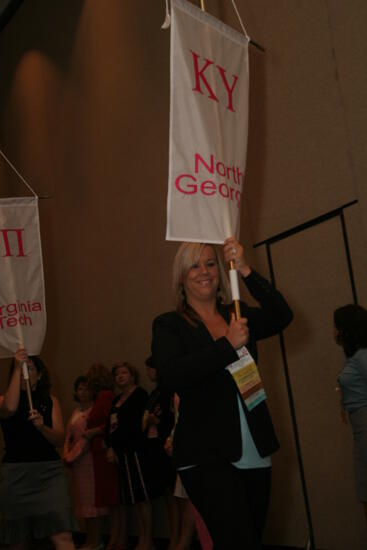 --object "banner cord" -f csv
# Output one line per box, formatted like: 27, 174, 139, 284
161, 0, 171, 29
0, 148, 38, 198
231, 0, 250, 41
163, 1, 253, 45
